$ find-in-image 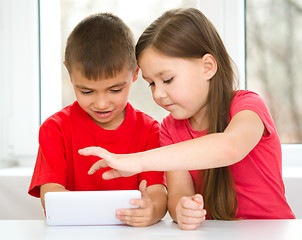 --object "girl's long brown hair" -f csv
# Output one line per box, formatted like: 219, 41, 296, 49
136, 8, 238, 220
